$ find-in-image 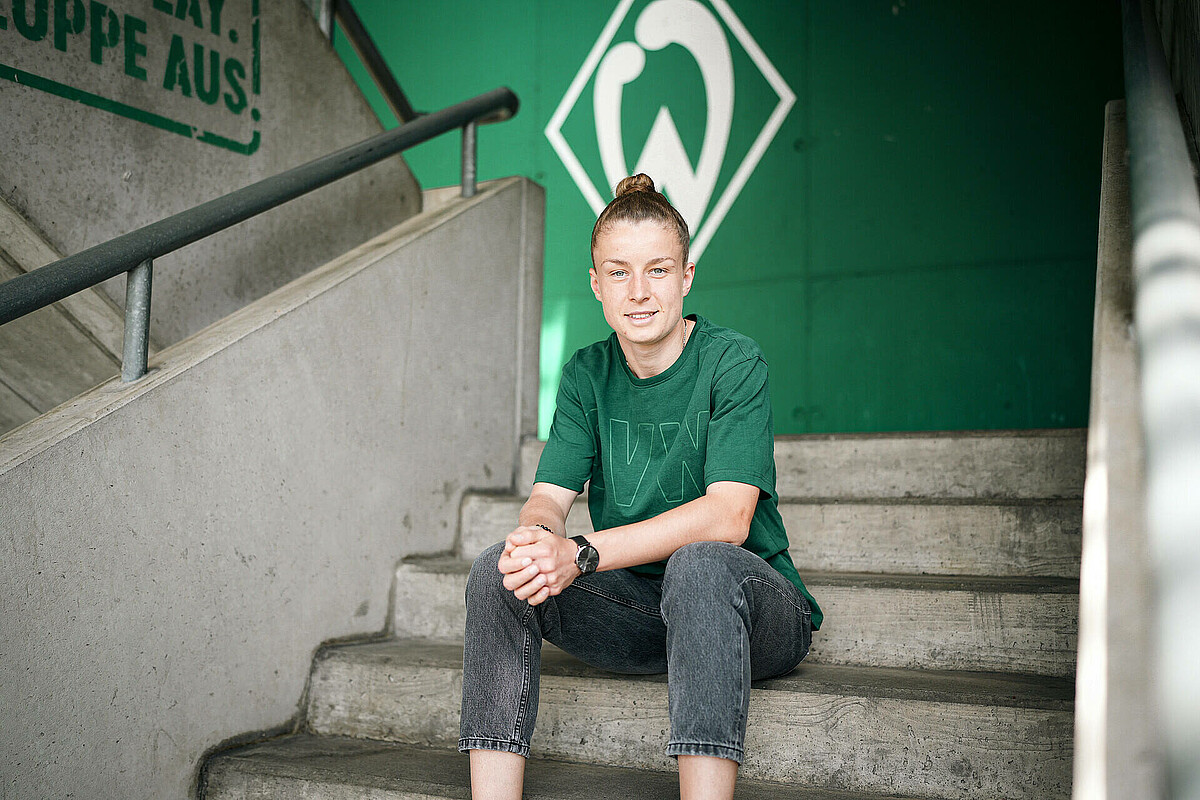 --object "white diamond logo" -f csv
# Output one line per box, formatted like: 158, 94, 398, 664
545, 0, 795, 262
